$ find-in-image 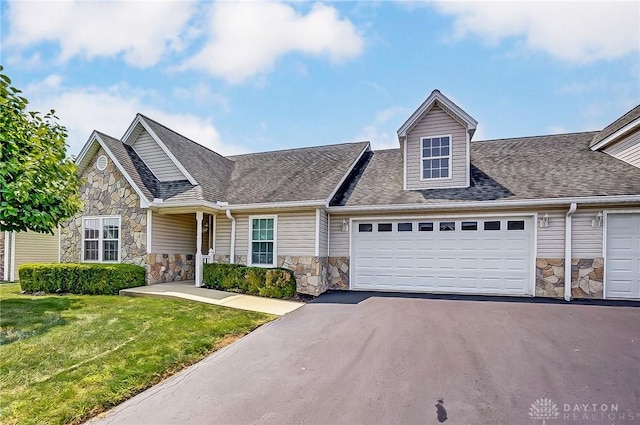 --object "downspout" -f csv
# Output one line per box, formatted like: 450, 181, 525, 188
10, 231, 16, 282
3, 231, 9, 281
226, 209, 236, 264
564, 203, 577, 301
